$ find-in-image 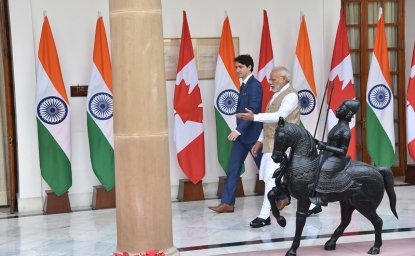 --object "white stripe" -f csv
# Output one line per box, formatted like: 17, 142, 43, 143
87, 64, 114, 148
36, 63, 71, 159
291, 57, 318, 133
411, 65, 415, 78
257, 59, 274, 82
173, 115, 203, 152
175, 59, 199, 92
328, 55, 354, 89
407, 102, 415, 142
214, 56, 238, 129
